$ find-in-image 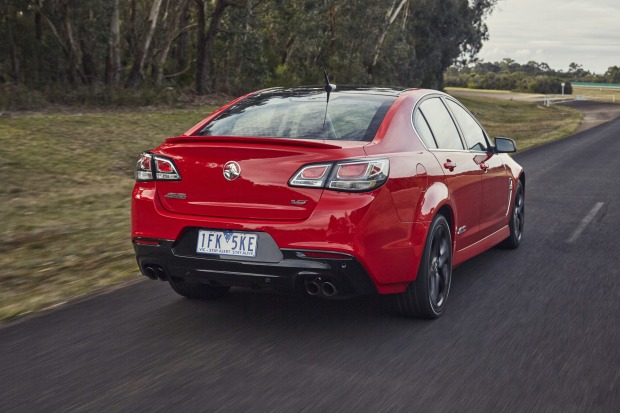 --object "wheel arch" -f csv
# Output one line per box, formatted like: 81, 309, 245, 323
414, 180, 456, 251
436, 204, 455, 249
